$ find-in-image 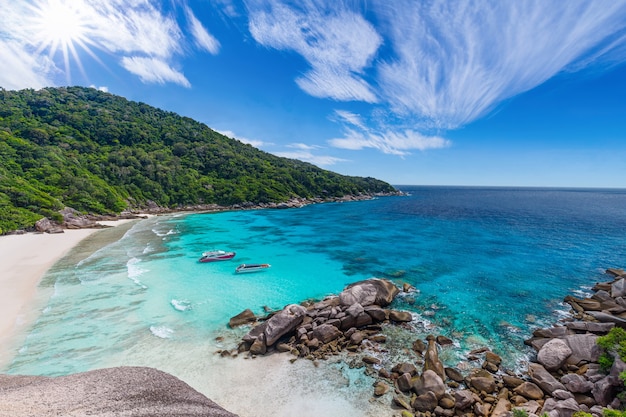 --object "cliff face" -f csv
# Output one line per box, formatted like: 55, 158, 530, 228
0, 366, 238, 417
